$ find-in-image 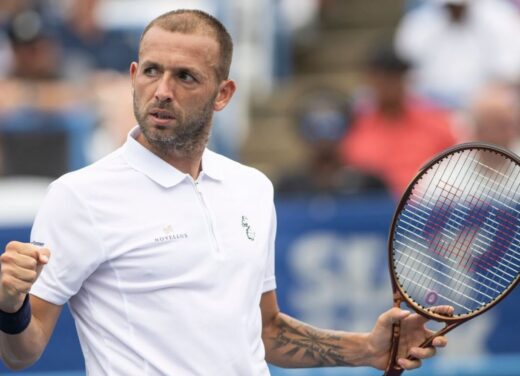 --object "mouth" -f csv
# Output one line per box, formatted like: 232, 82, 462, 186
149, 109, 176, 125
